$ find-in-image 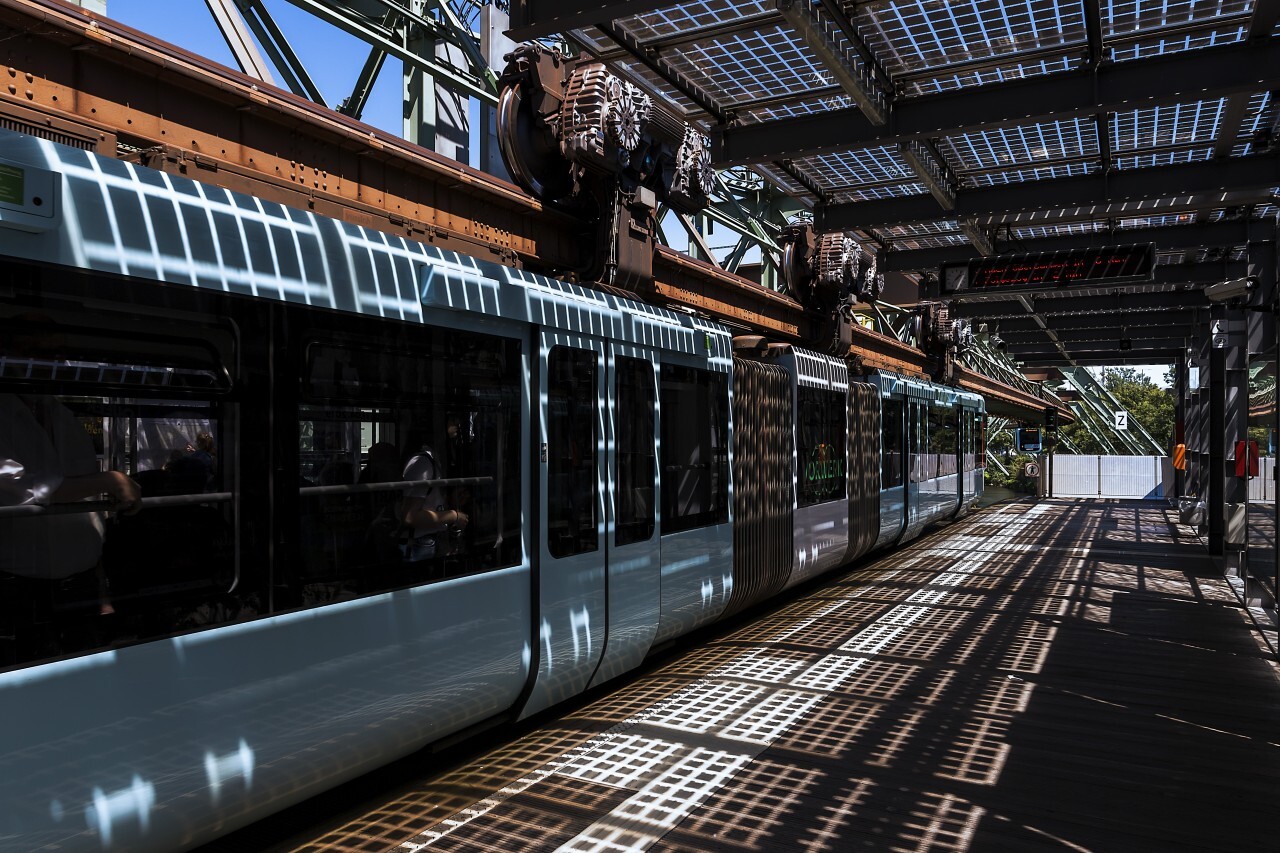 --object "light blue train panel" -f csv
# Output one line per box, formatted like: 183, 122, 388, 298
419, 261, 729, 709
0, 130, 535, 851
